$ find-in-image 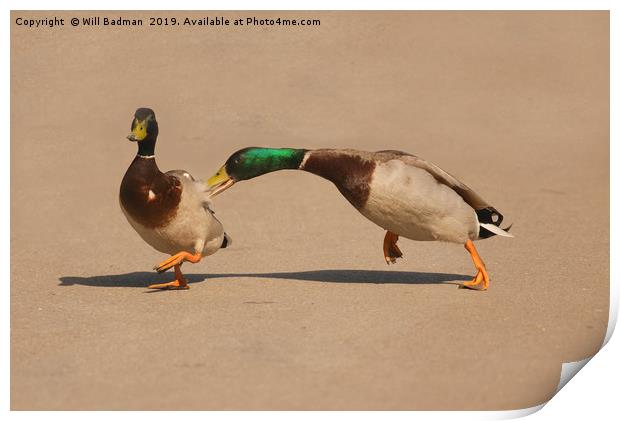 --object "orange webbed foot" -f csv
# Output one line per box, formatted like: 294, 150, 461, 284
147, 279, 190, 290
383, 231, 403, 264
148, 264, 190, 290
153, 251, 202, 273
461, 270, 489, 291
